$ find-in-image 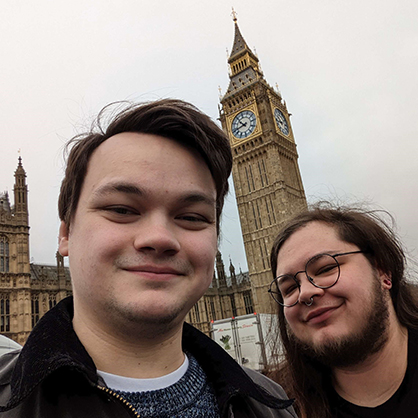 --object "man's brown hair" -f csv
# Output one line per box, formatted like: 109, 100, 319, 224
58, 99, 233, 233
269, 203, 418, 418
